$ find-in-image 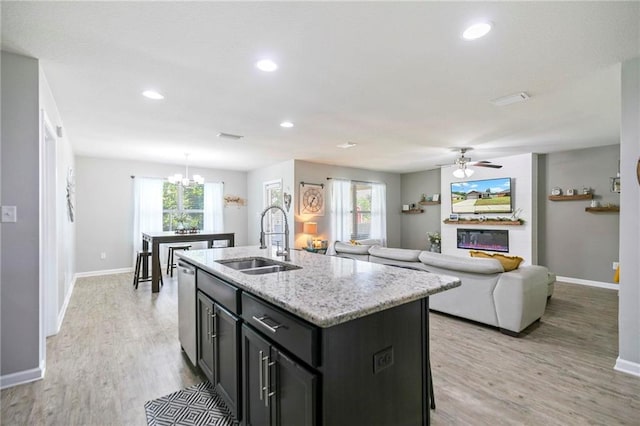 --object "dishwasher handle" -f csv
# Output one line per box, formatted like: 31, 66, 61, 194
177, 262, 195, 275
